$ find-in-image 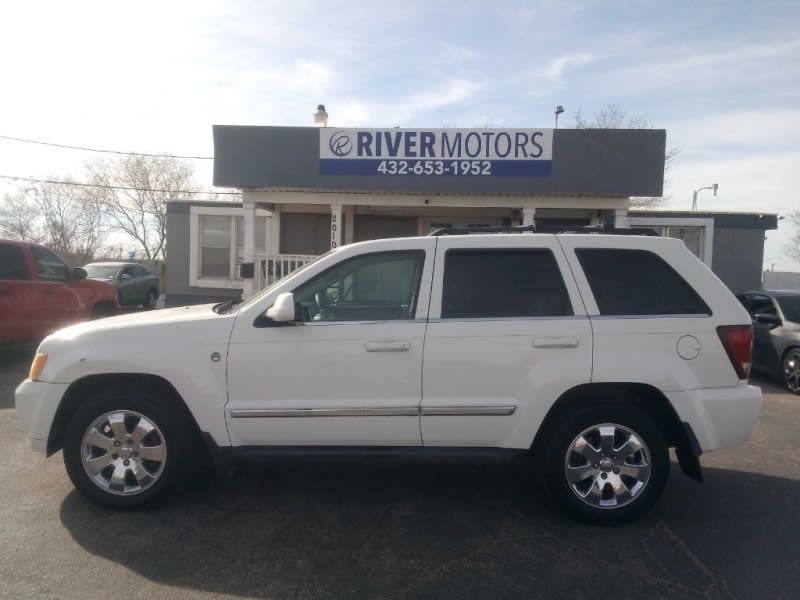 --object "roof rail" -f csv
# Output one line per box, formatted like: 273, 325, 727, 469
428, 224, 660, 237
